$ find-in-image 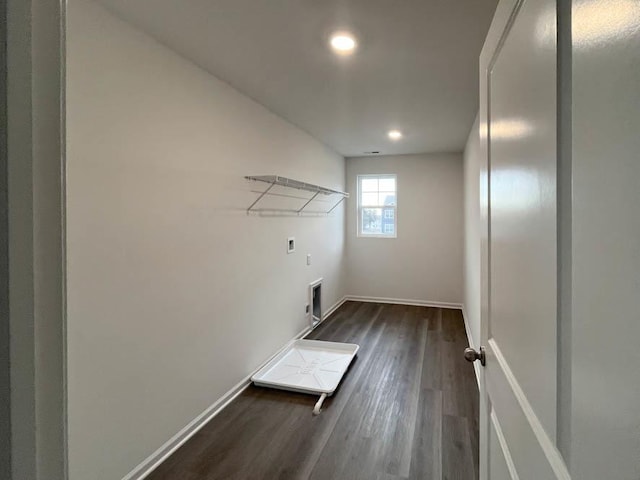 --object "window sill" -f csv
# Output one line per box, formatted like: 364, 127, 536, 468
356, 234, 397, 239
